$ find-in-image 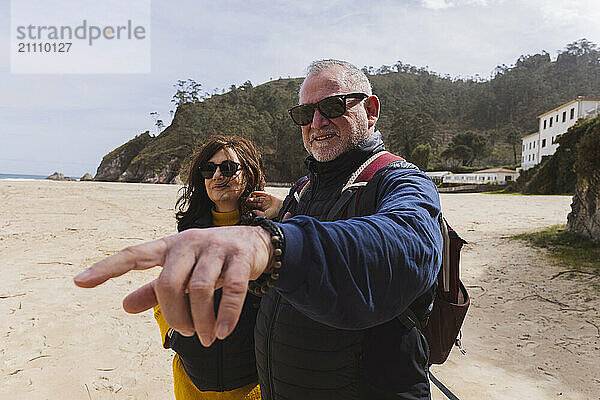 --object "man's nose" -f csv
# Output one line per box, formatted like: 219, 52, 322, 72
311, 107, 330, 130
